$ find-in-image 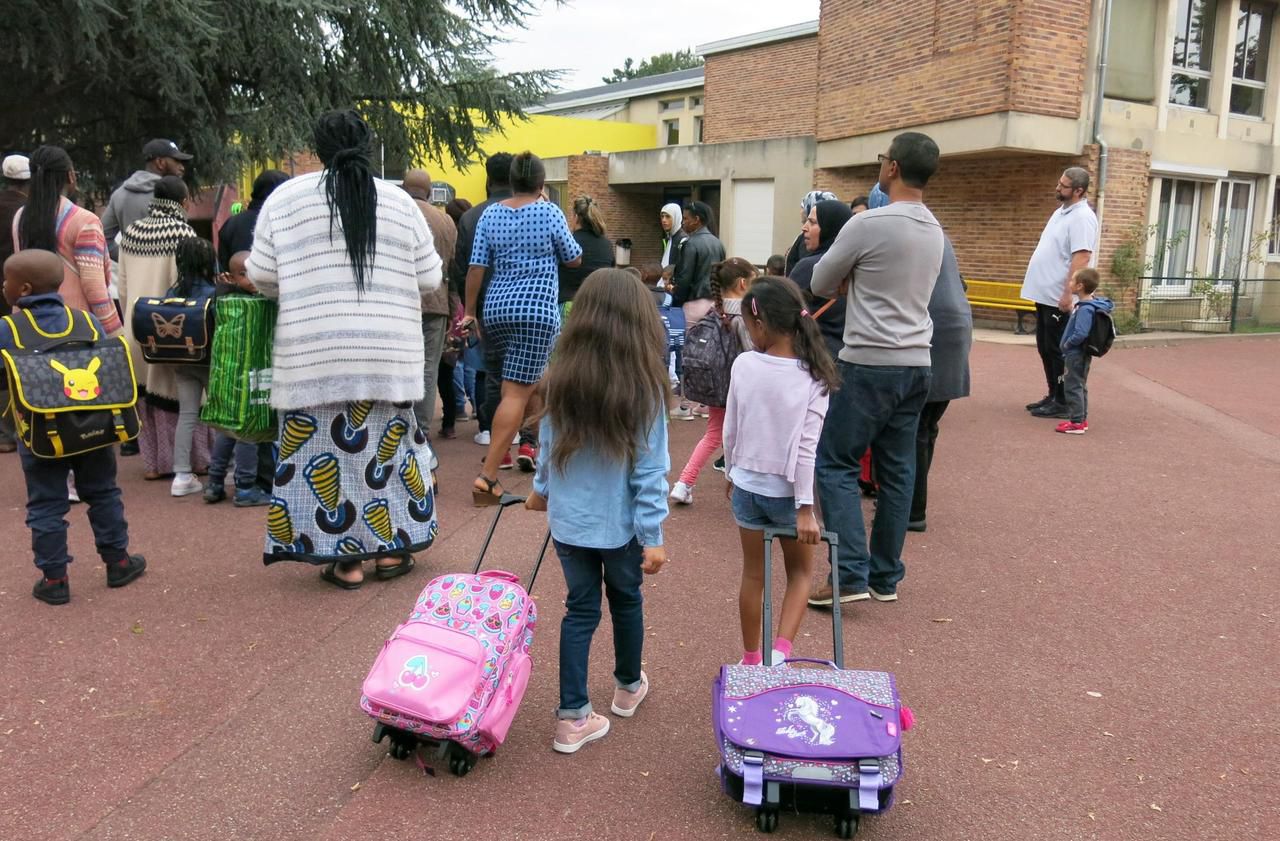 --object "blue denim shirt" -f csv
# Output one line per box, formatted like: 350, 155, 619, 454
533, 413, 670, 549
